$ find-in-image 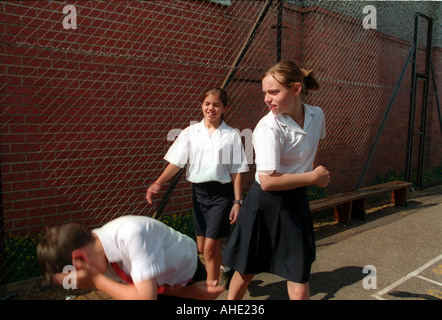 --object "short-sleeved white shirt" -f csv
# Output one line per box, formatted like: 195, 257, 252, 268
253, 103, 326, 183
92, 215, 197, 286
164, 120, 249, 184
